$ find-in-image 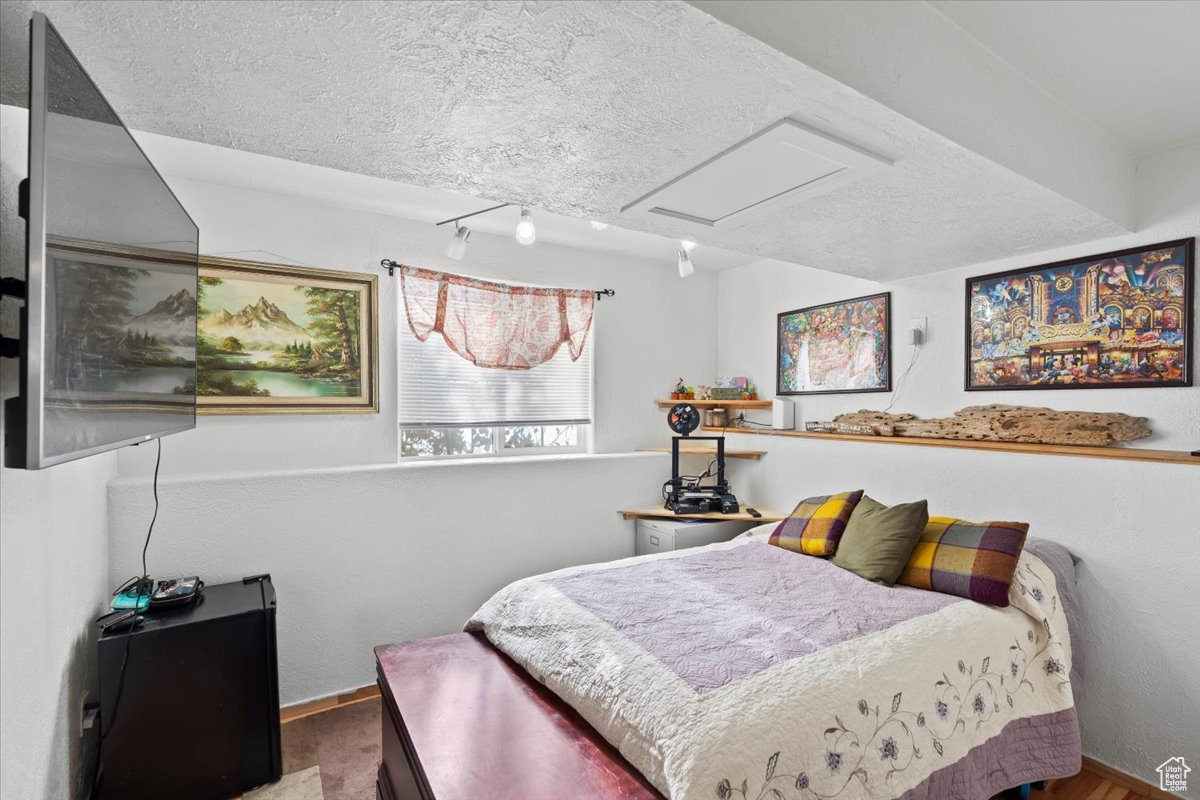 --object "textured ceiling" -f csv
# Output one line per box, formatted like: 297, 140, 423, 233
932, 0, 1200, 158
0, 0, 1129, 280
